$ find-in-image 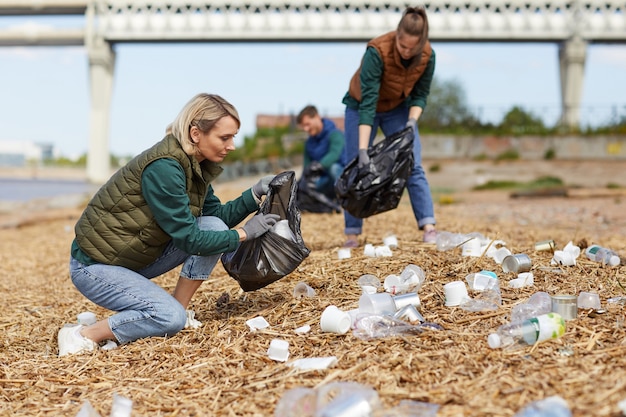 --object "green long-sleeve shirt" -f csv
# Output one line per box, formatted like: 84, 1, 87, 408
71, 158, 258, 266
